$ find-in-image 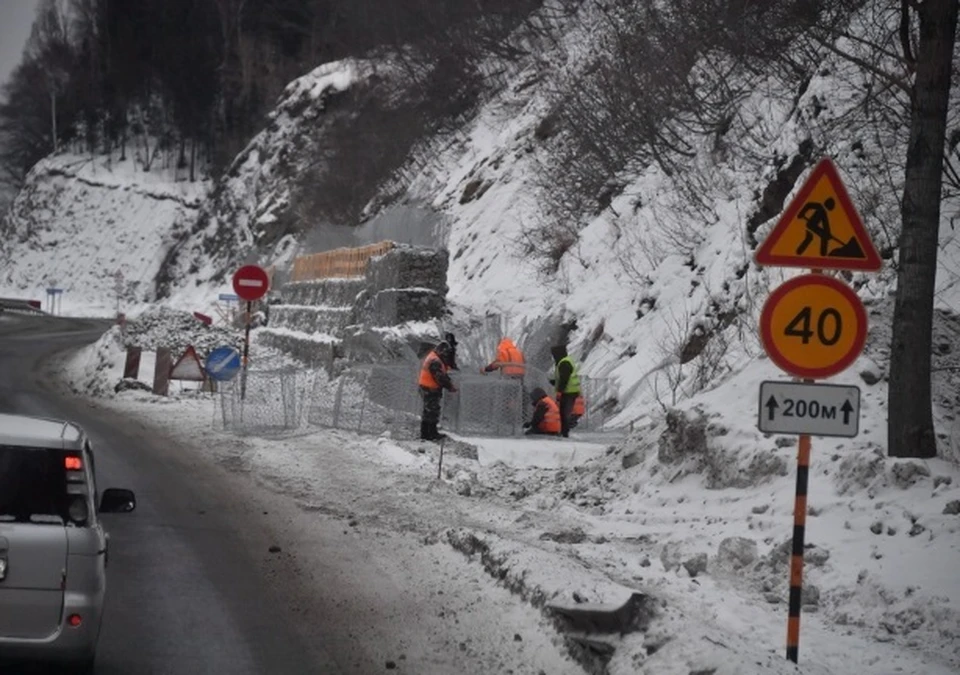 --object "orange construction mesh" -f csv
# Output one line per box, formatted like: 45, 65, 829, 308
291, 241, 395, 282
